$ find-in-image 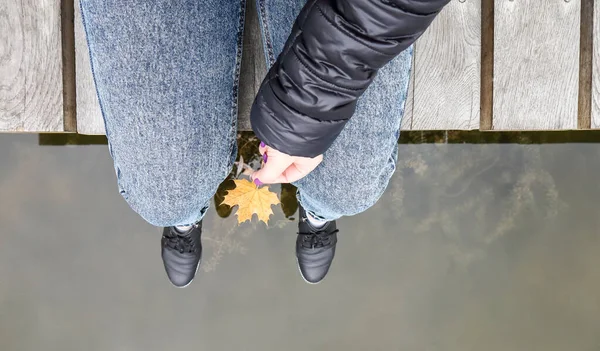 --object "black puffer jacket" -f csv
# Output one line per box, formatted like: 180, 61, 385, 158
250, 0, 450, 157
